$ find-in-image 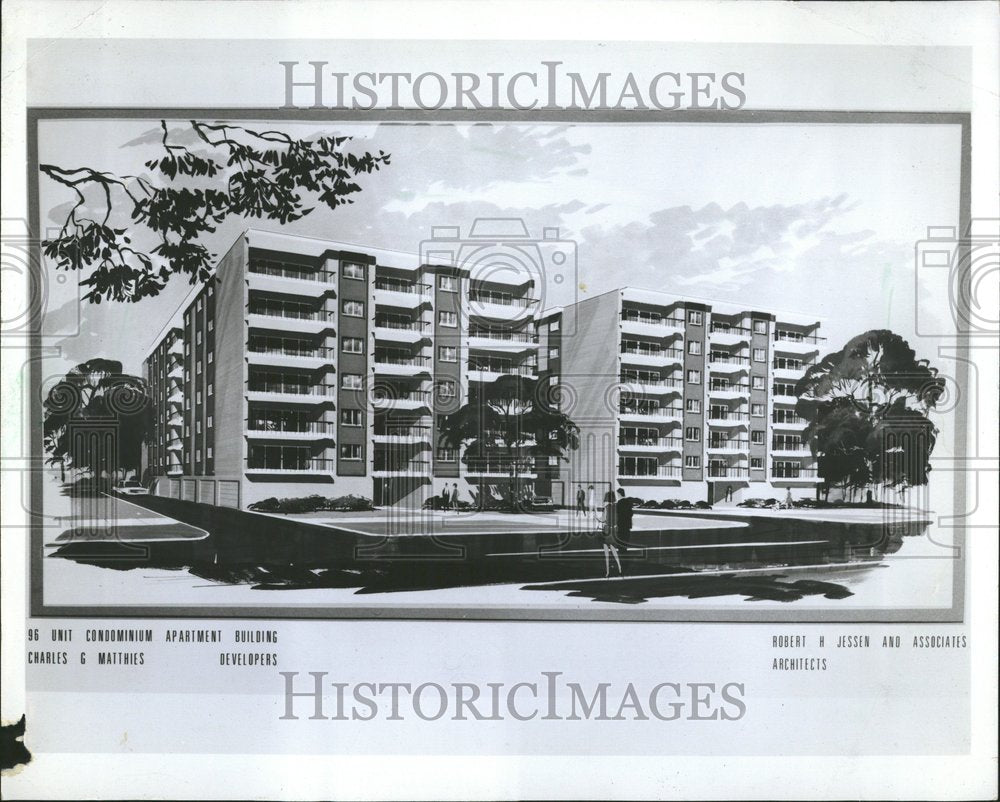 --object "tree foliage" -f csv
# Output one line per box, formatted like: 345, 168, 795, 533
795, 330, 943, 495
43, 359, 152, 482
437, 375, 580, 507
41, 120, 391, 303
